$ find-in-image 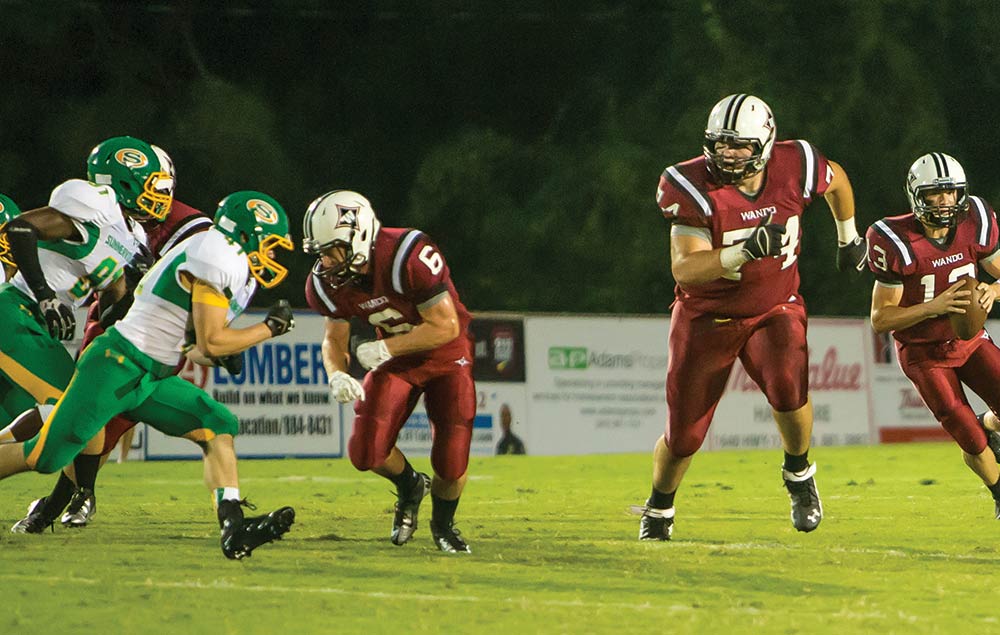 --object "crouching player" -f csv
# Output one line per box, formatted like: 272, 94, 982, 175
303, 190, 476, 553
0, 191, 297, 559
